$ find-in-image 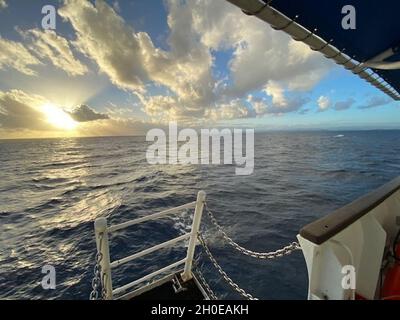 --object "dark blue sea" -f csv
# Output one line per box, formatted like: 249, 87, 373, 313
1, 131, 400, 300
